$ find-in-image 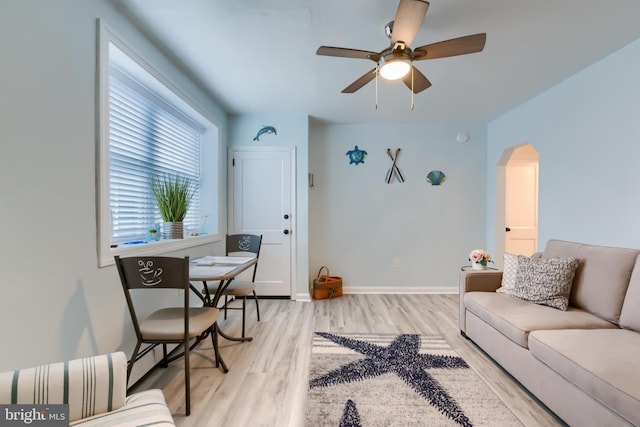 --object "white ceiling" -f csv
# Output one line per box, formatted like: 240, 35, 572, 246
117, 0, 640, 124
